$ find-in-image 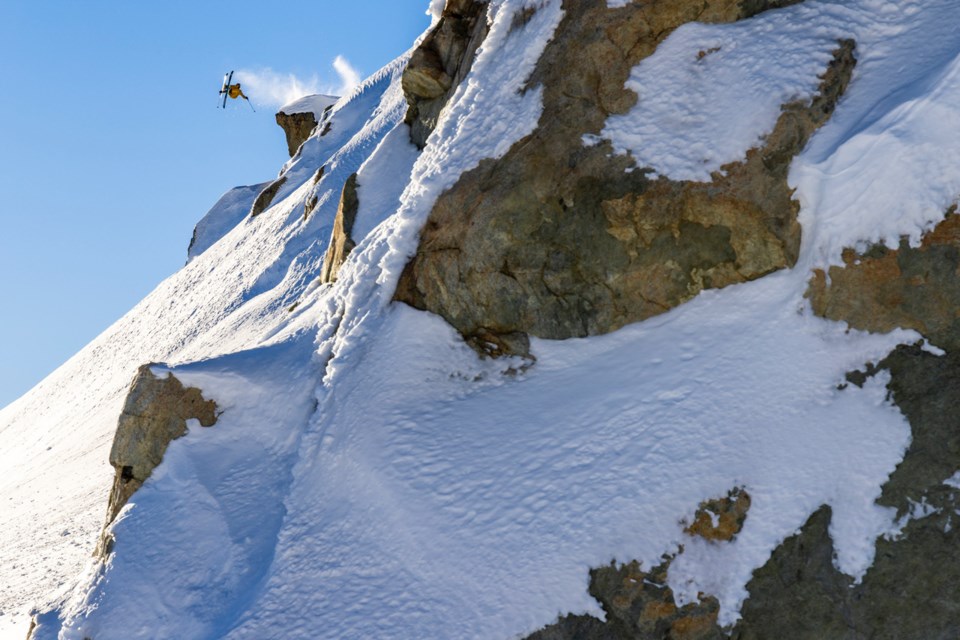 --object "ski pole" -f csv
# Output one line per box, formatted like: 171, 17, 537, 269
246, 98, 256, 113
